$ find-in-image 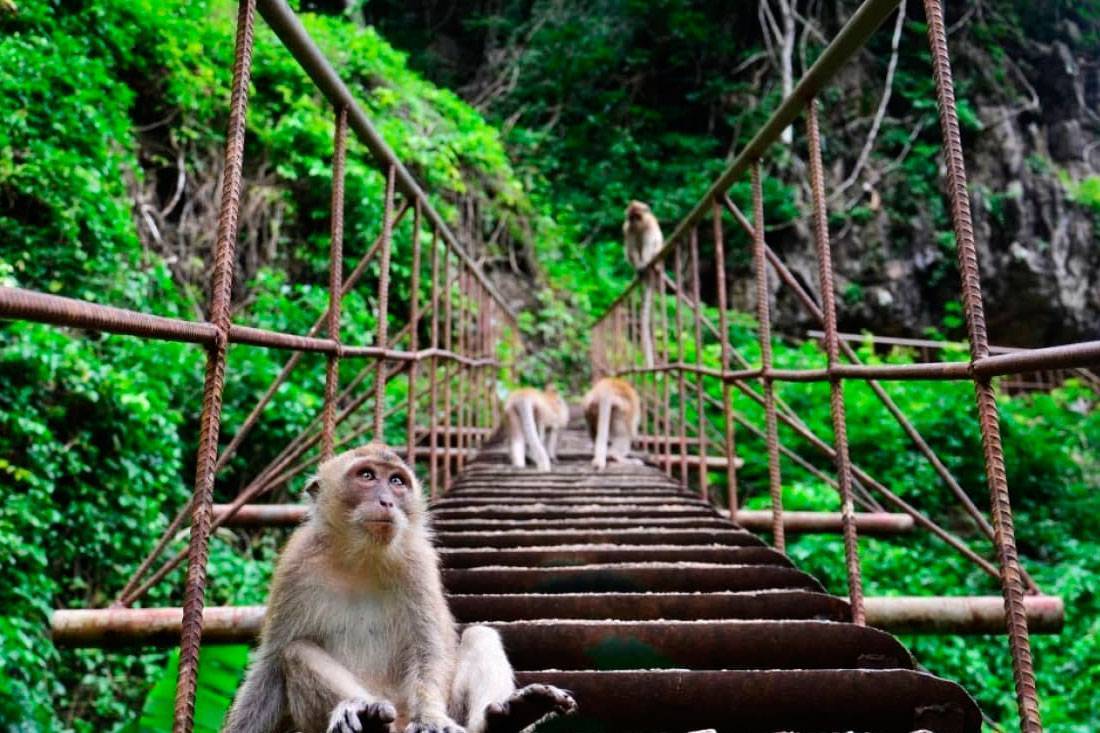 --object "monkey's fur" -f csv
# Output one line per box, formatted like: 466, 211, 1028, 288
582, 378, 642, 470
222, 444, 576, 733
622, 201, 663, 368
502, 386, 569, 471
